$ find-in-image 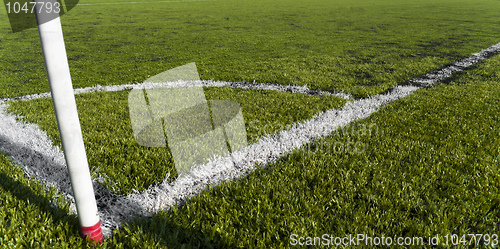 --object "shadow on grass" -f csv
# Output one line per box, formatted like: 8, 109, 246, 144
0, 133, 80, 231
0, 133, 233, 247
0, 171, 80, 232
